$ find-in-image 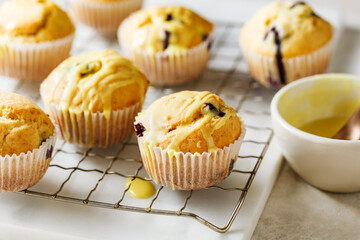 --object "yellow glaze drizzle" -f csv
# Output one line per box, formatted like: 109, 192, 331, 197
299, 116, 349, 138
136, 91, 241, 186
126, 177, 156, 199
128, 6, 213, 54
41, 49, 148, 147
